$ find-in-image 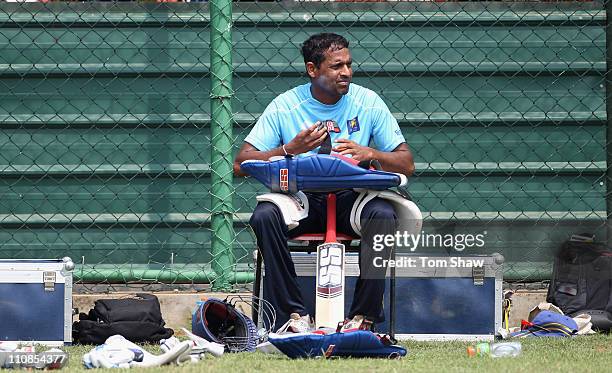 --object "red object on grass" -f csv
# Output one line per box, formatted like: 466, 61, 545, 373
521, 319, 535, 330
